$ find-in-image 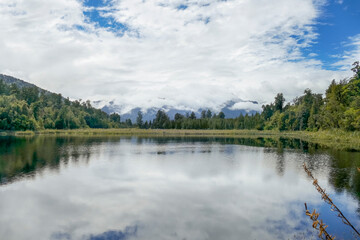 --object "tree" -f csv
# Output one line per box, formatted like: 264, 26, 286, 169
189, 111, 196, 119
153, 110, 170, 129
351, 61, 360, 79
201, 110, 206, 119
262, 103, 274, 120
218, 112, 225, 119
320, 80, 346, 129
174, 113, 184, 121
20, 87, 40, 105
274, 93, 285, 112
125, 119, 132, 127
136, 111, 143, 128
206, 109, 212, 118
174, 113, 184, 129
110, 113, 121, 123
0, 80, 10, 95
55, 106, 81, 129
10, 84, 20, 96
